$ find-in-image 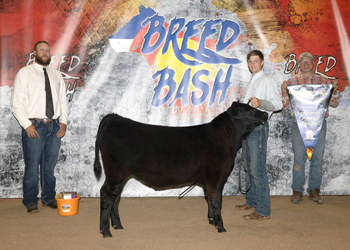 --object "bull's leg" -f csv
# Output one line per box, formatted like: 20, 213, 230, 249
100, 181, 116, 238
203, 186, 214, 225
207, 186, 226, 233
110, 183, 124, 230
